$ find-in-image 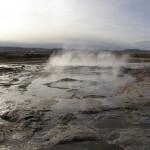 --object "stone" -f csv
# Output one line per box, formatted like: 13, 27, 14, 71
1, 109, 42, 125
57, 113, 77, 125
43, 124, 100, 145
0, 132, 5, 143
